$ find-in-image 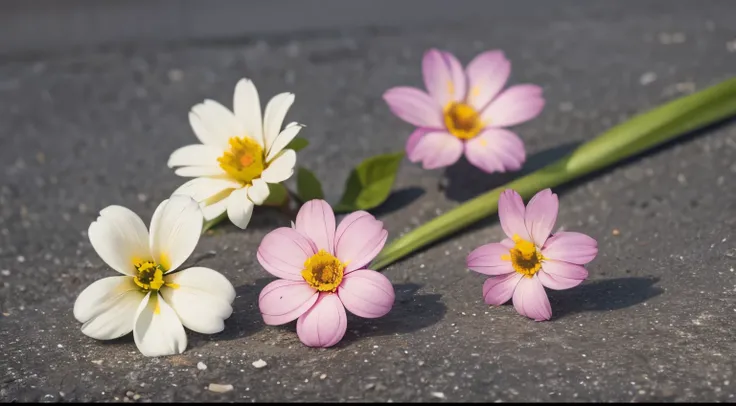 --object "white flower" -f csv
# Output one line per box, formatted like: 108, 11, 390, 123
168, 78, 302, 229
74, 196, 236, 357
